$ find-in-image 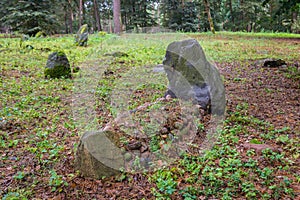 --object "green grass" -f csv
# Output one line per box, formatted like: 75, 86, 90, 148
189, 31, 300, 39
0, 32, 299, 199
